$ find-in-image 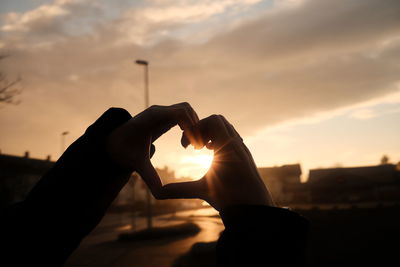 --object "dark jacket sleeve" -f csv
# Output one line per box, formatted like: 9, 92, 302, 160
0, 108, 133, 266
217, 205, 309, 267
